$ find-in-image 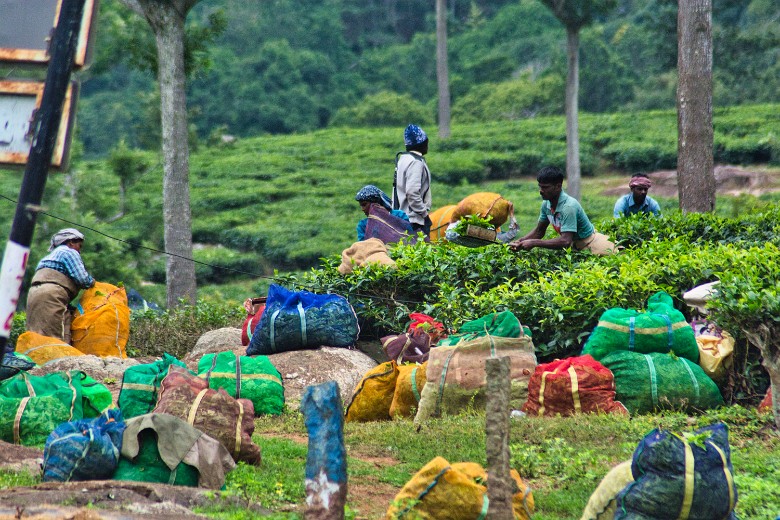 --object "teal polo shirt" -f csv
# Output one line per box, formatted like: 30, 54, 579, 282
538, 191, 595, 240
